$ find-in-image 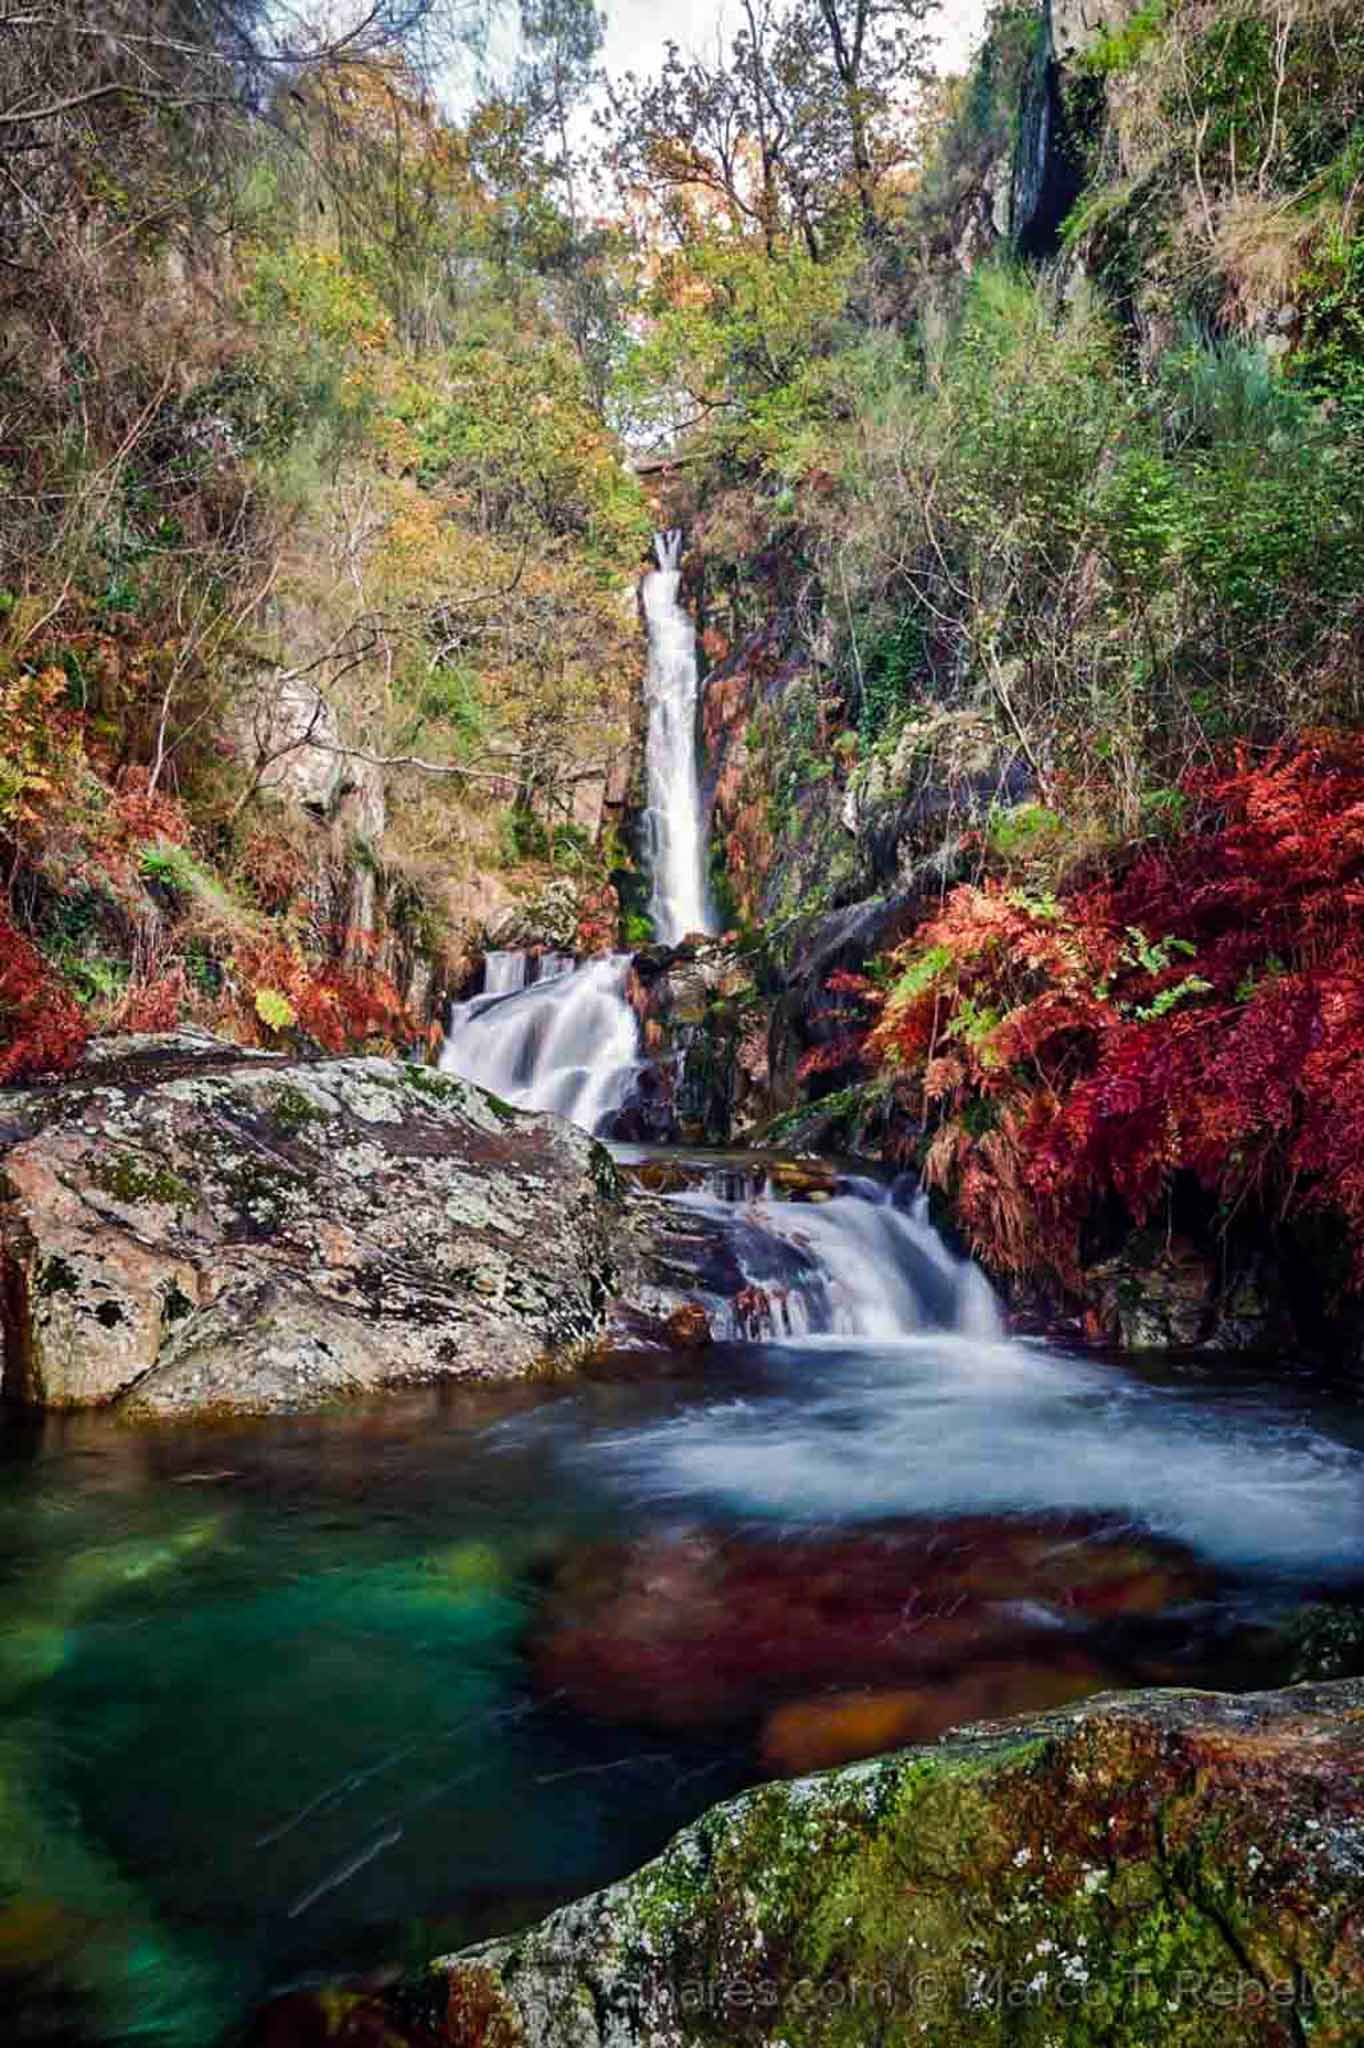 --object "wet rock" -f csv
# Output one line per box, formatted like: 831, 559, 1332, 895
330, 1676, 1364, 2048
662, 1303, 711, 1349
1087, 1234, 1278, 1352
609, 939, 769, 1146
617, 1156, 702, 1197
767, 1160, 839, 1202
0, 1032, 631, 1414
531, 1519, 1208, 1732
